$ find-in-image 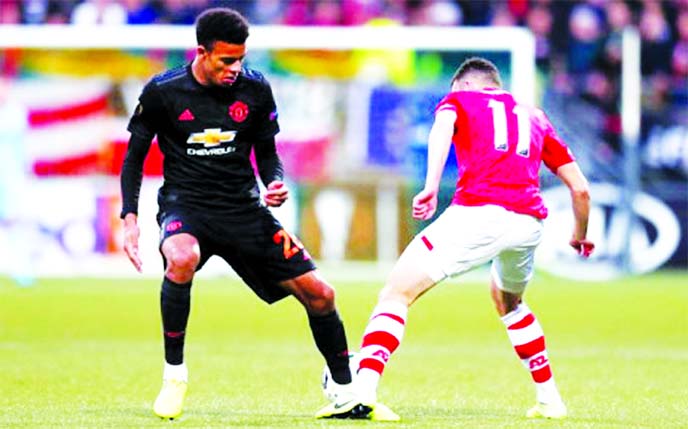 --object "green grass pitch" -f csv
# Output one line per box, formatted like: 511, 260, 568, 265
1, 270, 686, 428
